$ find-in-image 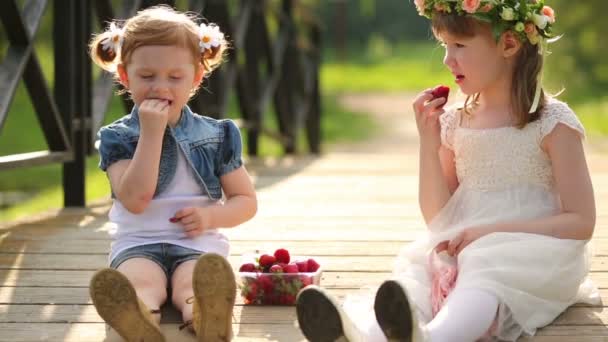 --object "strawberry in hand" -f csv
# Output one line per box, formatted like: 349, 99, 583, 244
431, 85, 450, 108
